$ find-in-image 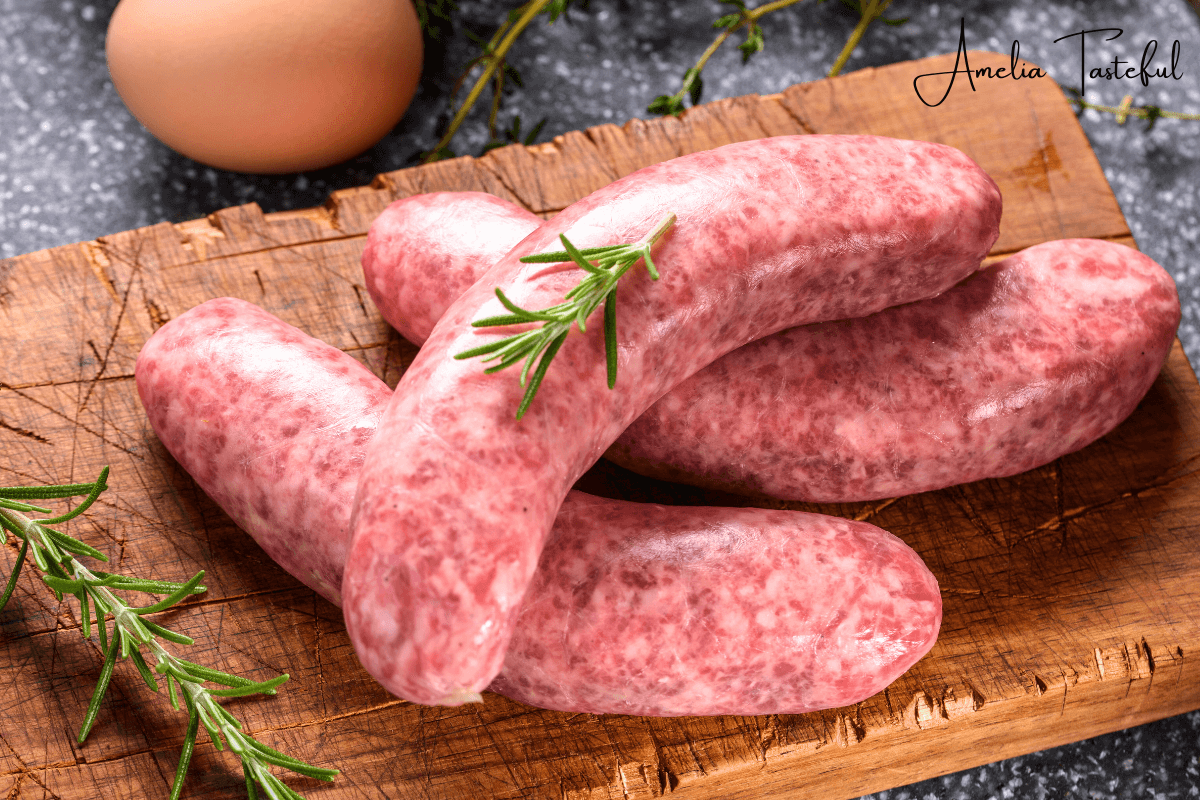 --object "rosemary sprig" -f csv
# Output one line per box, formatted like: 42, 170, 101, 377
455, 212, 676, 419
0, 468, 338, 800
